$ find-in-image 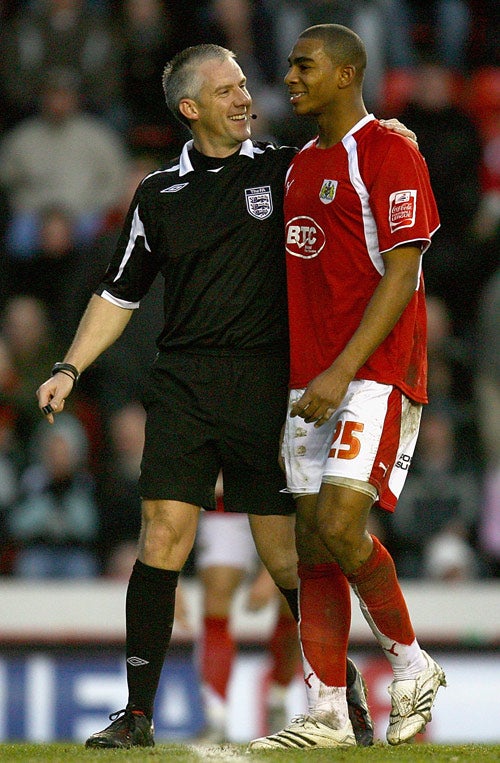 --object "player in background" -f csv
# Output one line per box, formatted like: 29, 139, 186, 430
194, 472, 301, 742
